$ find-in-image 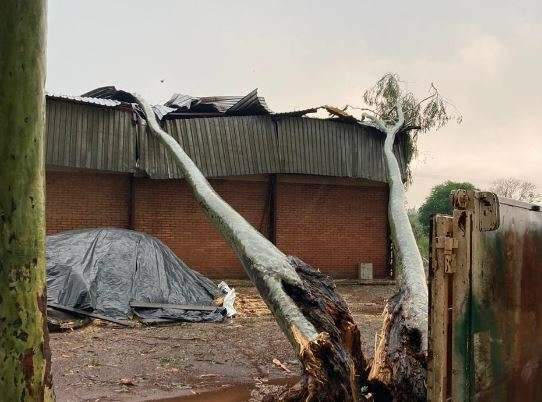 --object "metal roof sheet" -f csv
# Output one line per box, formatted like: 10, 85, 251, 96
151, 105, 176, 120
225, 89, 272, 116
46, 92, 122, 107
163, 89, 272, 118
